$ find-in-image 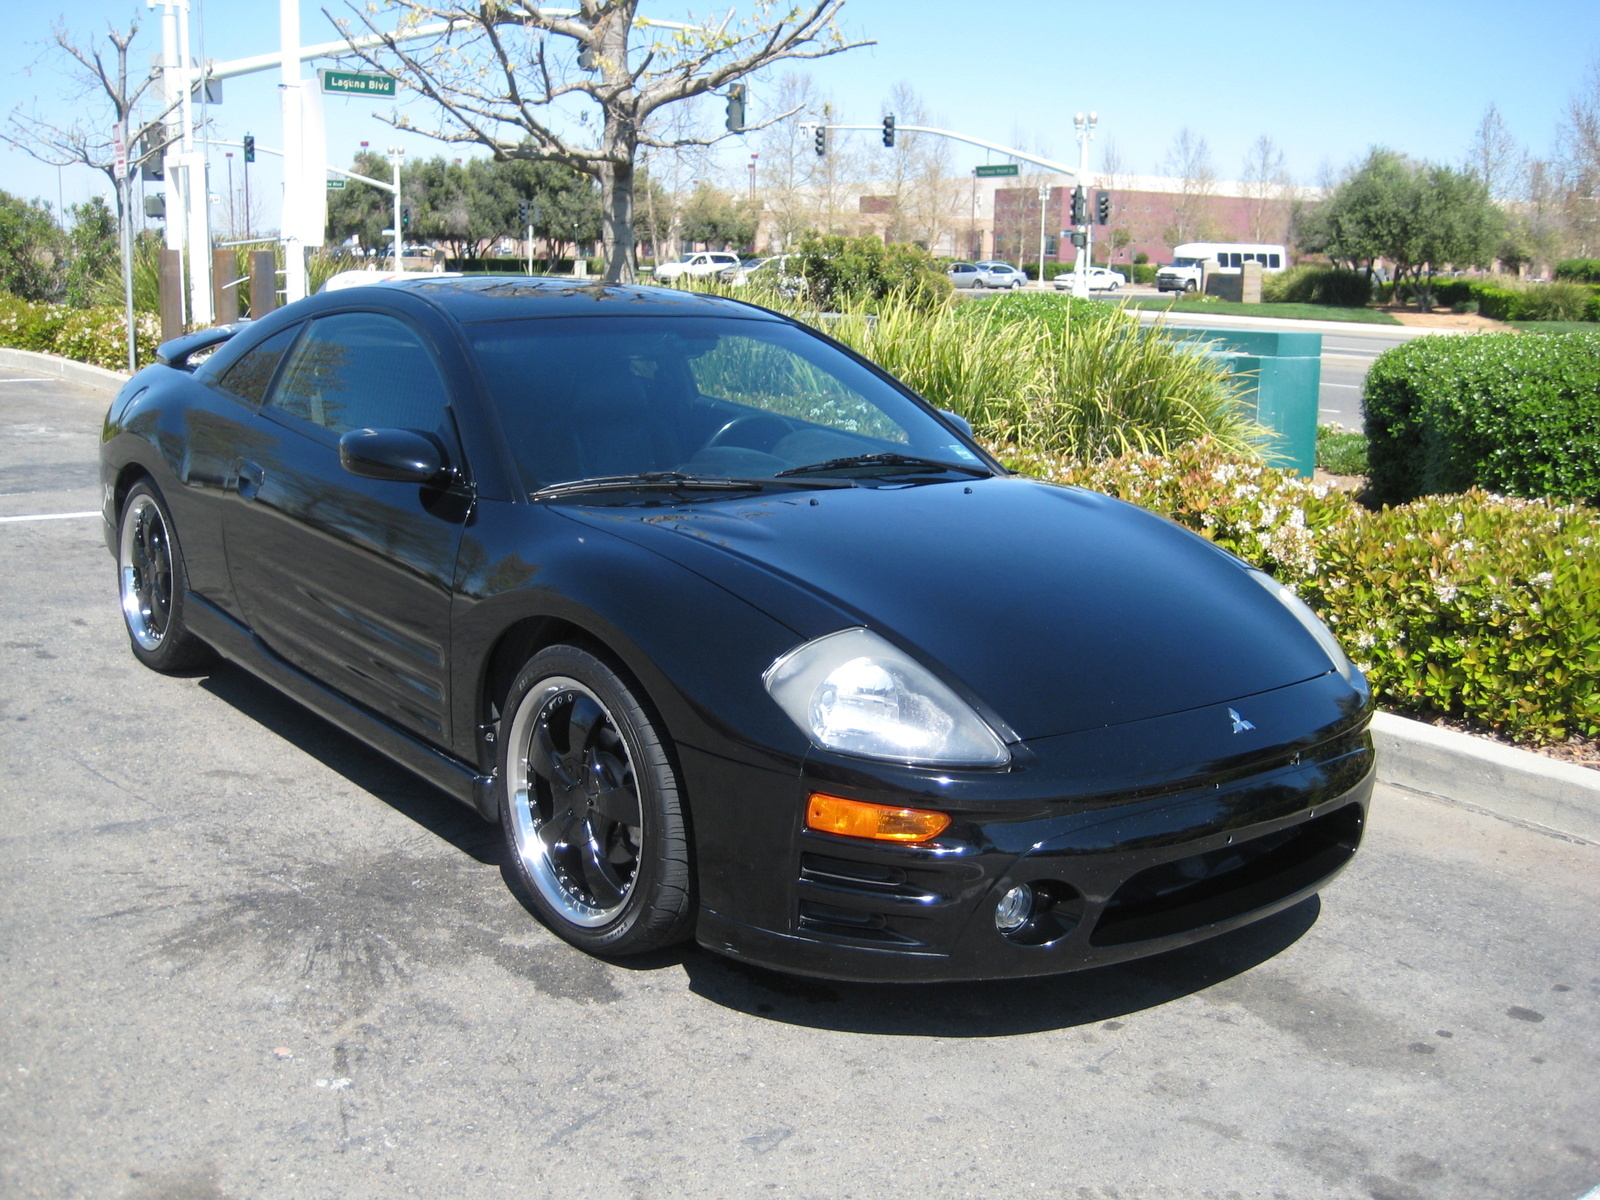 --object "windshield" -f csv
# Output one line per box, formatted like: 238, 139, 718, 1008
1171, 257, 1204, 268
468, 315, 989, 493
